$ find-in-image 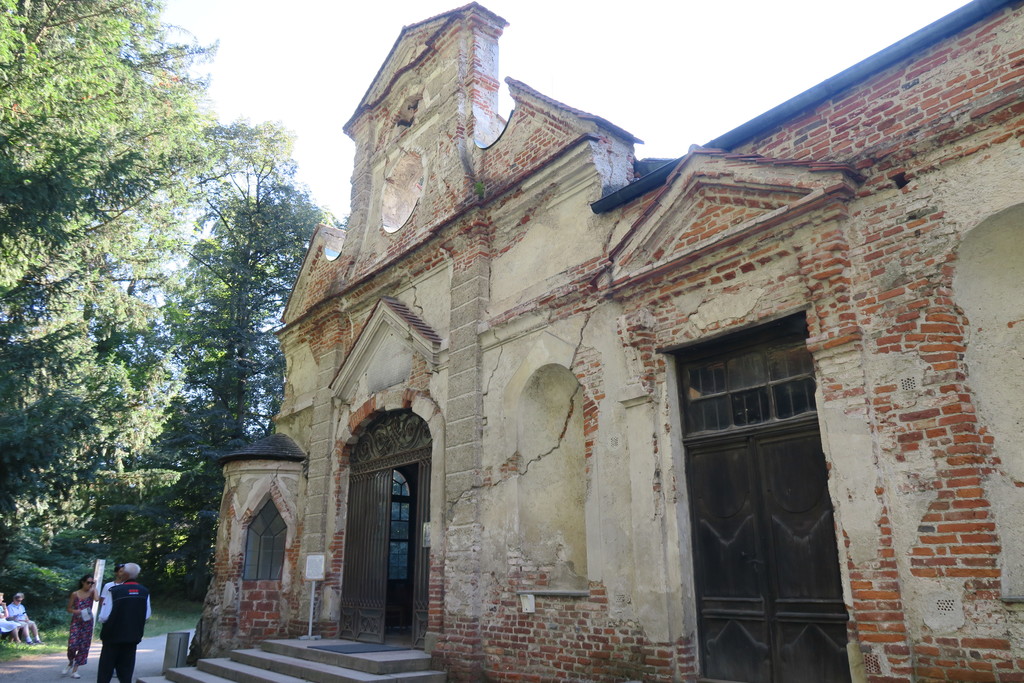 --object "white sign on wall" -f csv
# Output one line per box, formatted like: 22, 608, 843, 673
304, 553, 325, 581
